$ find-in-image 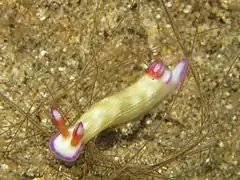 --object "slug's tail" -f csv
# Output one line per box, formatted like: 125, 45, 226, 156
71, 122, 84, 146
51, 107, 85, 147
171, 58, 188, 88
50, 107, 85, 161
51, 107, 69, 137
